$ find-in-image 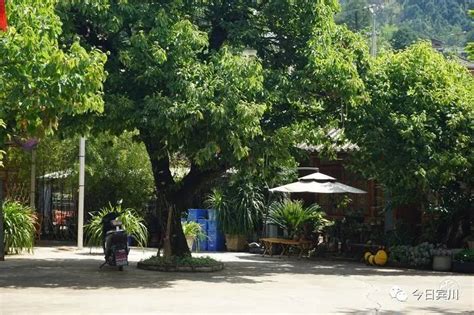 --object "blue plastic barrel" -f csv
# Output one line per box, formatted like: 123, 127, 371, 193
207, 230, 225, 251
207, 220, 218, 231
208, 209, 217, 221
187, 209, 208, 221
